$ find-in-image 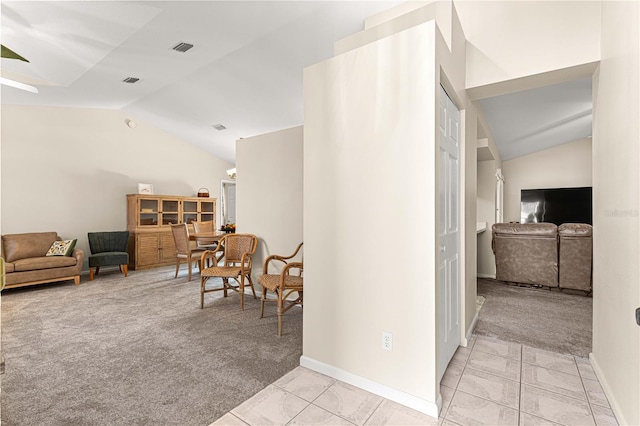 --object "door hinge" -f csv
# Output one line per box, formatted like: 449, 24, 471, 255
0, 354, 5, 375
636, 307, 640, 326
